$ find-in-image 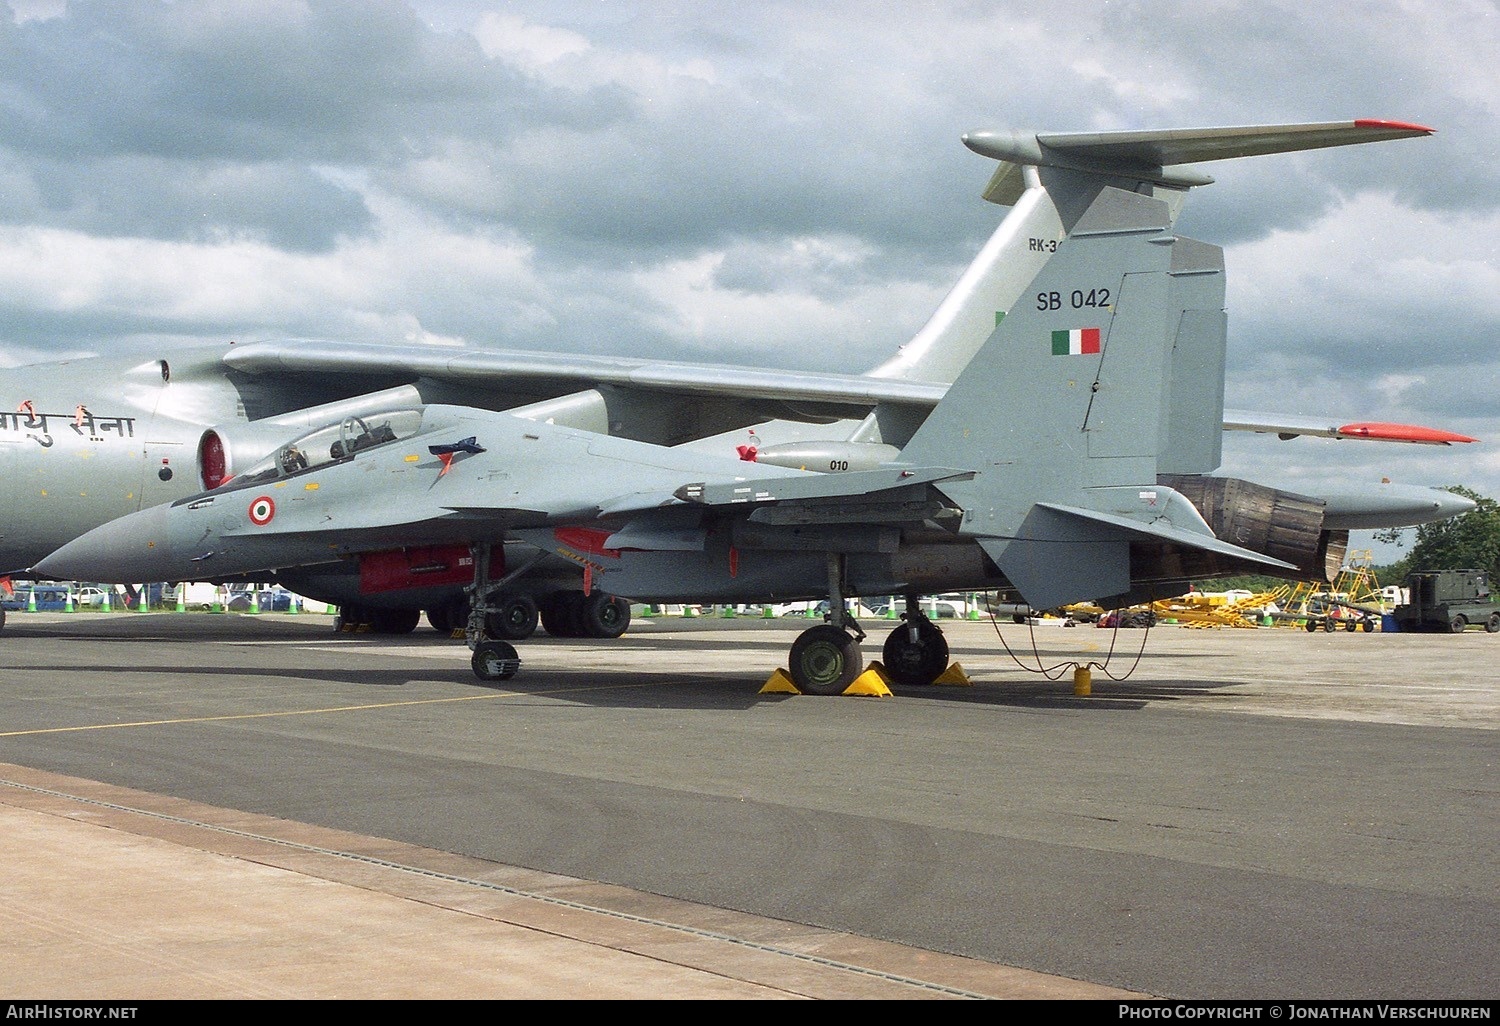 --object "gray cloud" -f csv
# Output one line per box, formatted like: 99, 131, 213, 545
0, 0, 1493, 523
